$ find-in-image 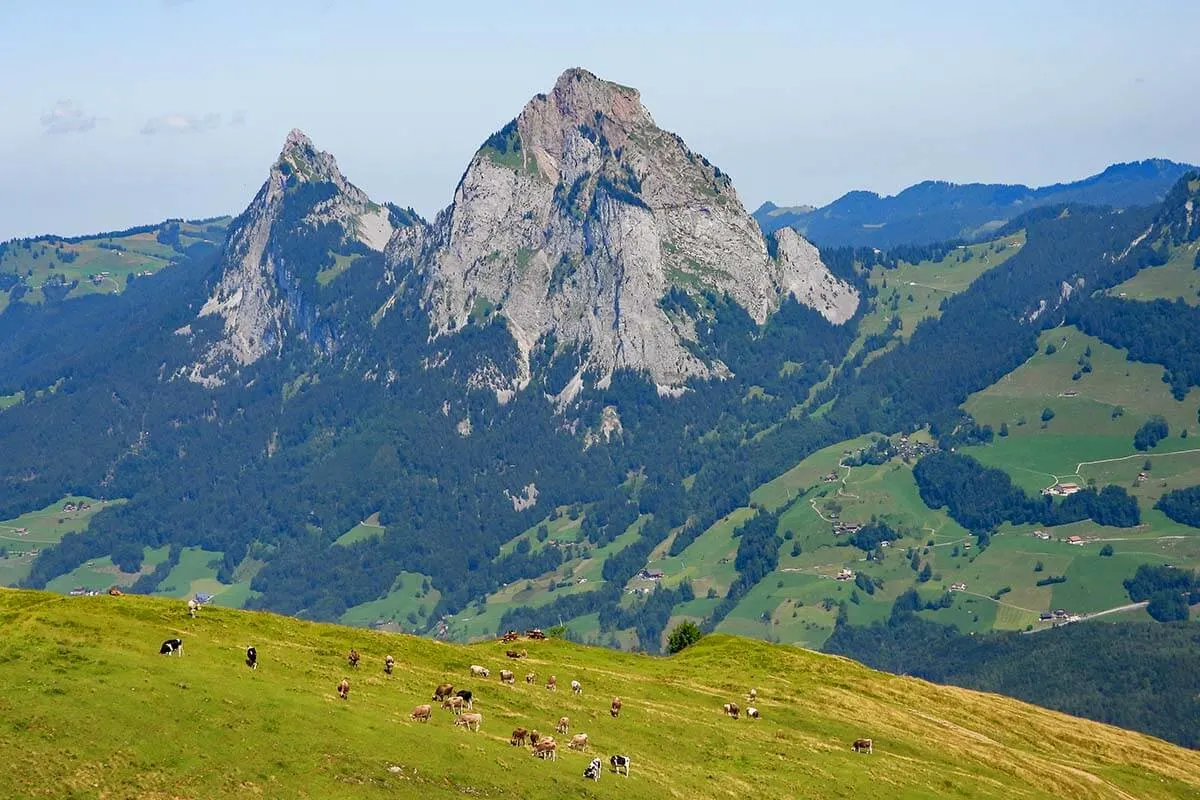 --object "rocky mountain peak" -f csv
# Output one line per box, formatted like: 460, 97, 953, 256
418, 68, 858, 397
185, 132, 395, 385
